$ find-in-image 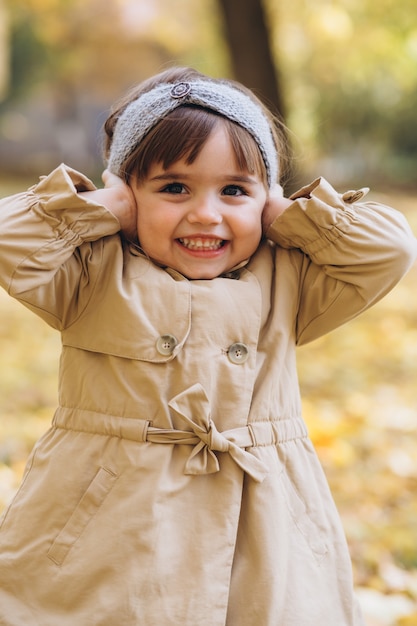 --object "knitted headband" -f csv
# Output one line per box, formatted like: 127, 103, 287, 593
107, 80, 278, 188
